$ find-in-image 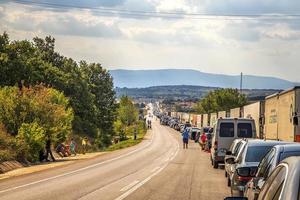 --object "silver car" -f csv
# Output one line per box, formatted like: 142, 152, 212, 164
225, 156, 300, 200
244, 143, 300, 200
227, 139, 289, 197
